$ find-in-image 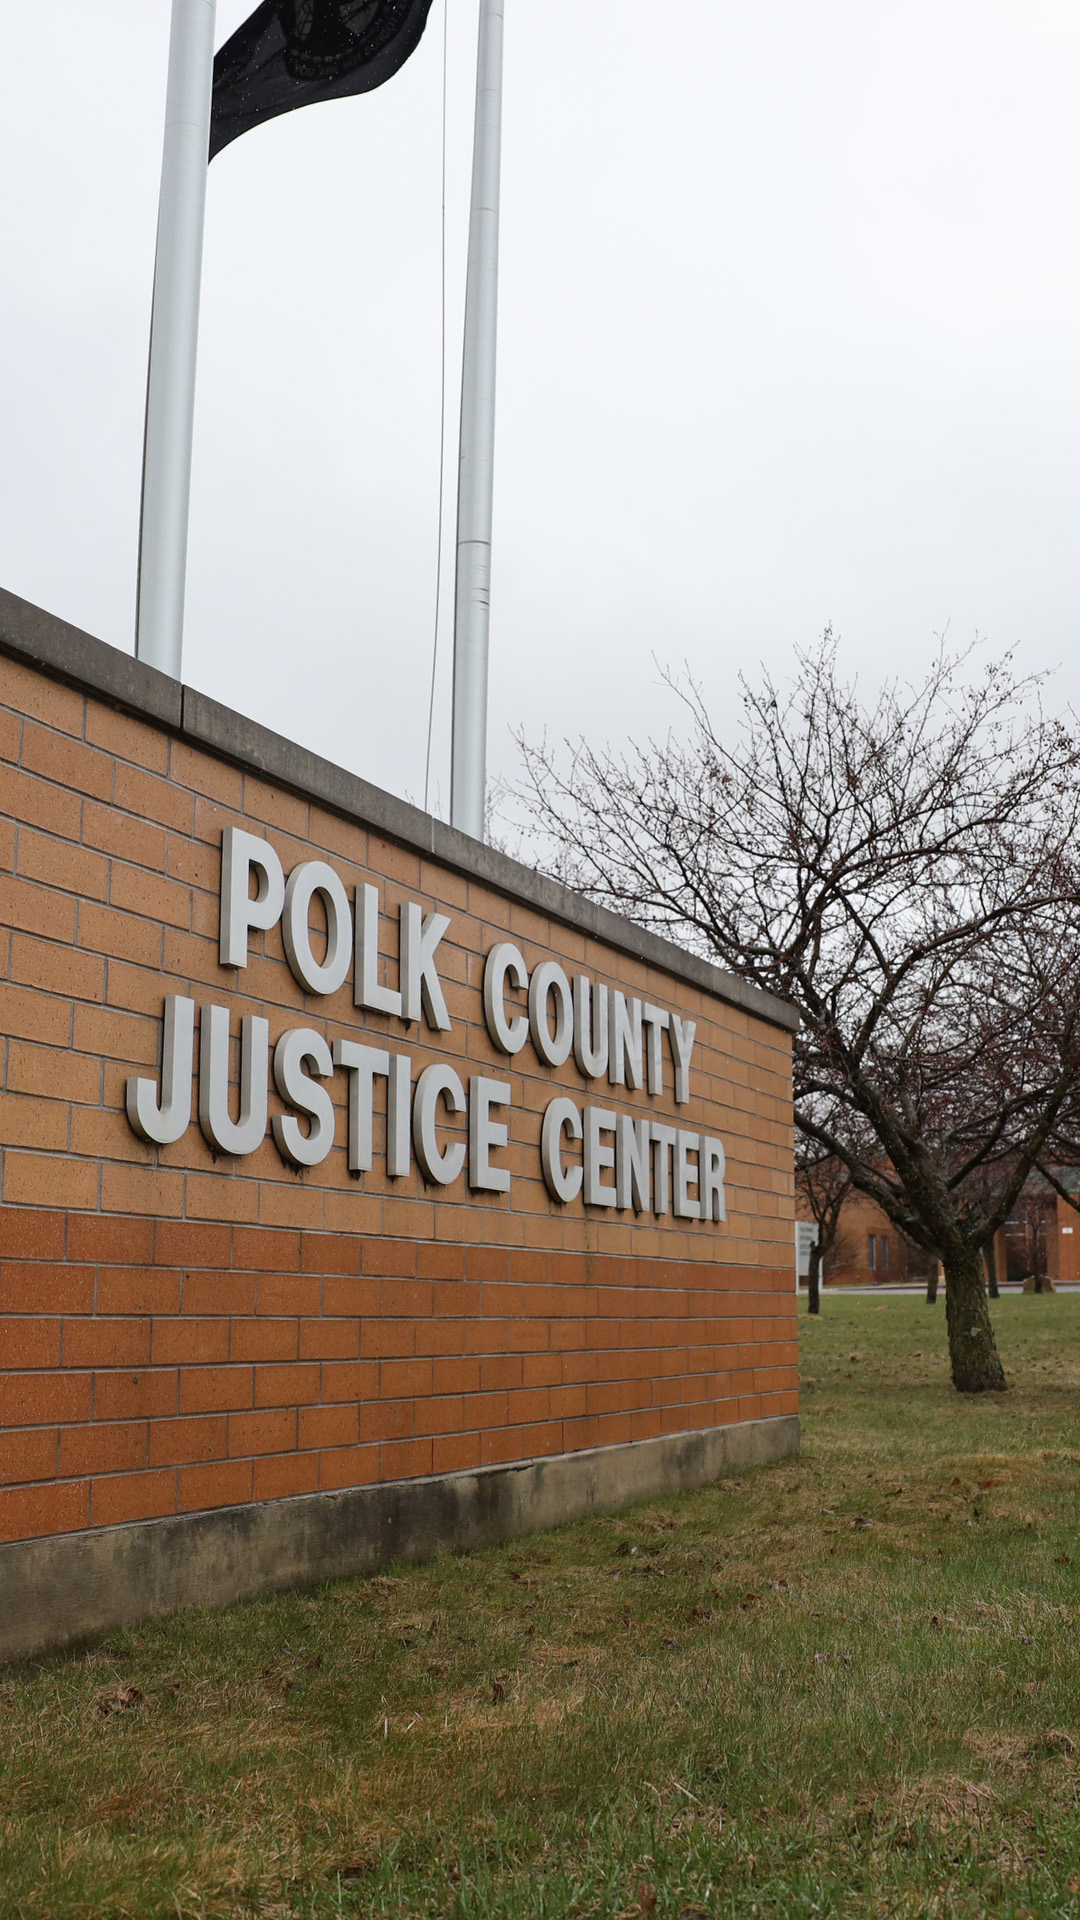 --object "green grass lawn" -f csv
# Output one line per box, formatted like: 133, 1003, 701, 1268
4, 1293, 1080, 1919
